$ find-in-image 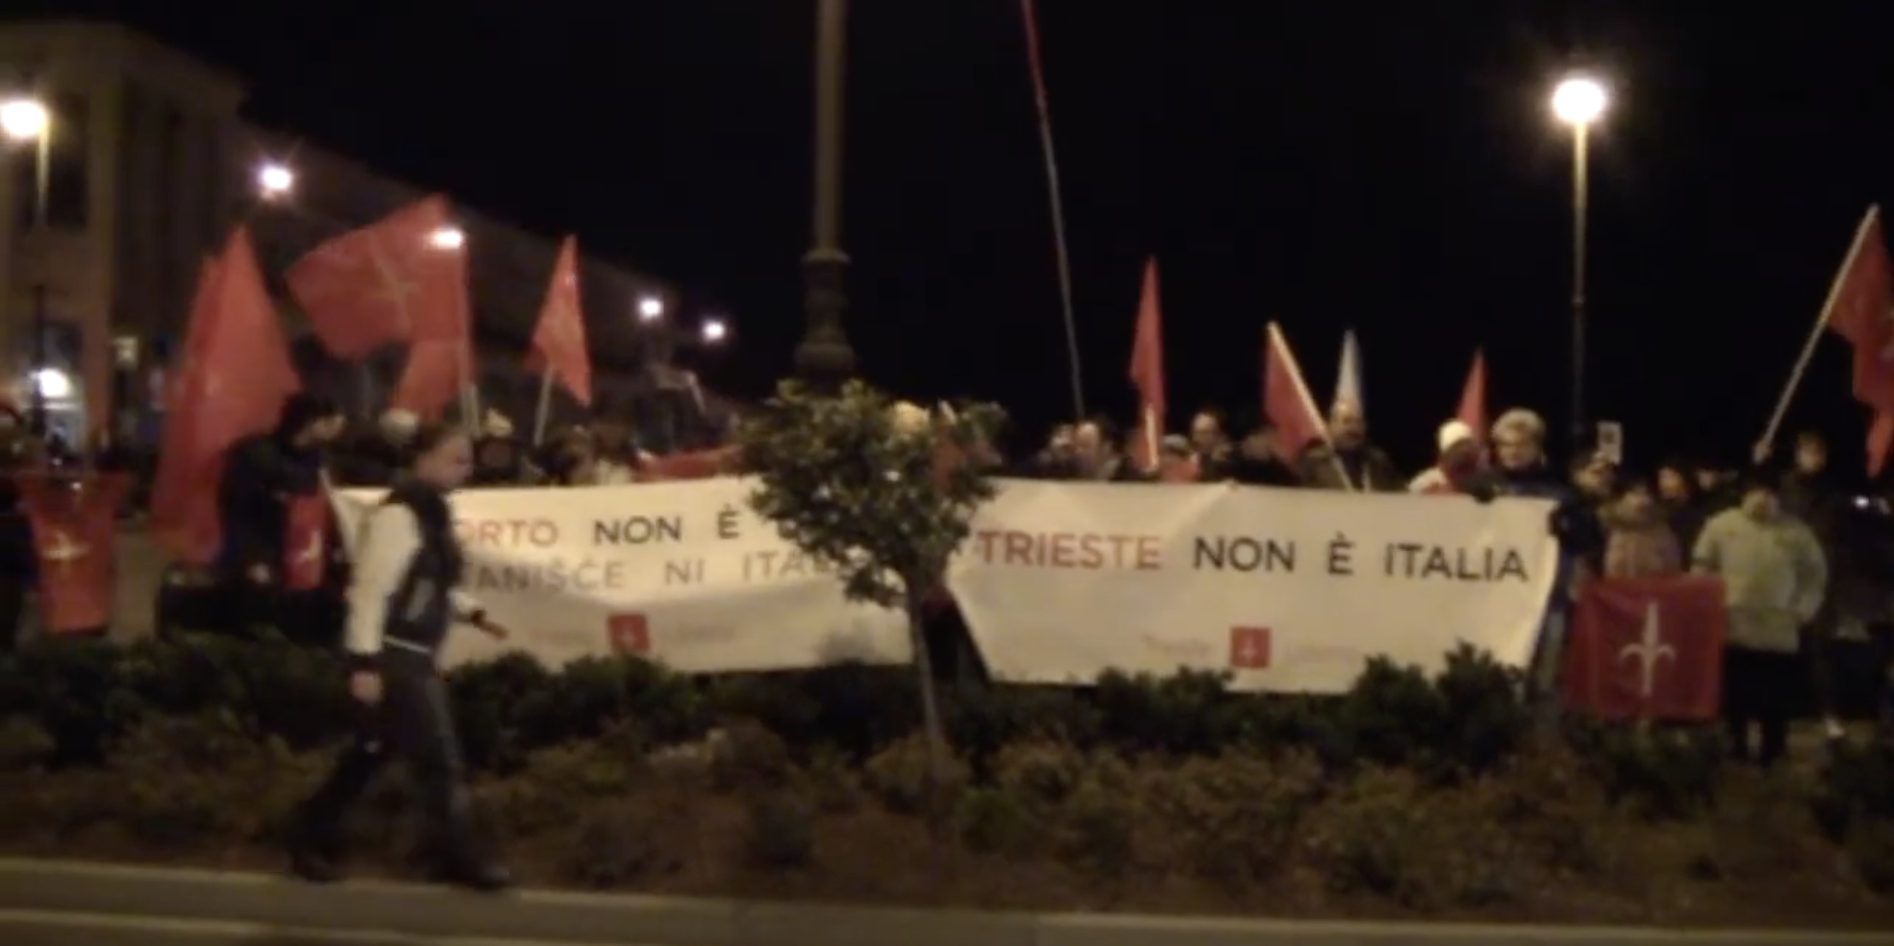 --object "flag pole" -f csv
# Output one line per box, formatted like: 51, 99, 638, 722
1268, 322, 1357, 492
1759, 204, 1881, 449
1019, 0, 1087, 421
531, 372, 555, 447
